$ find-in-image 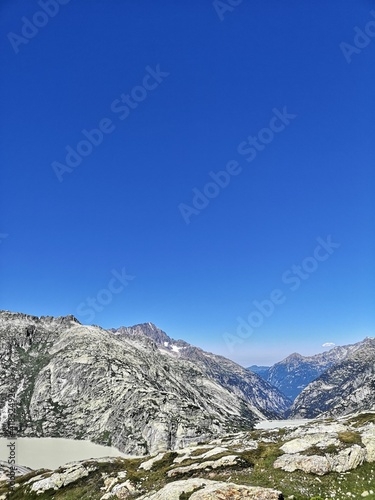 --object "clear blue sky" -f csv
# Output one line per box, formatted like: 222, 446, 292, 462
1, 0, 374, 365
